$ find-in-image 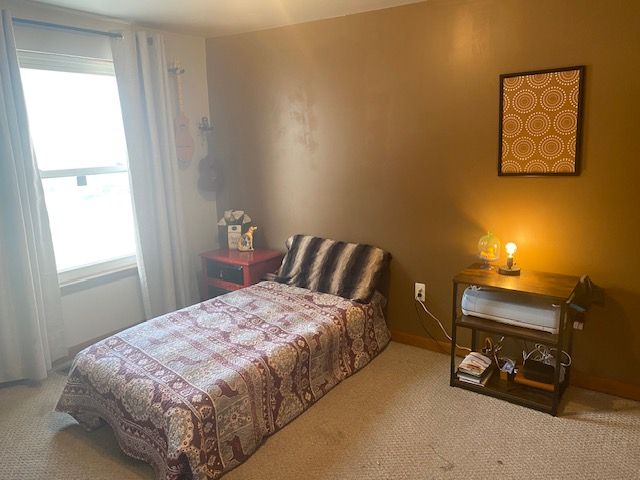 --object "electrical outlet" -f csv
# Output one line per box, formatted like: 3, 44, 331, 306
414, 282, 426, 301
